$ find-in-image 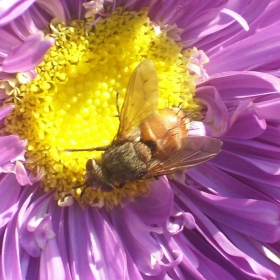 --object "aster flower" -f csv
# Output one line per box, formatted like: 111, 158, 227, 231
0, 0, 280, 279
